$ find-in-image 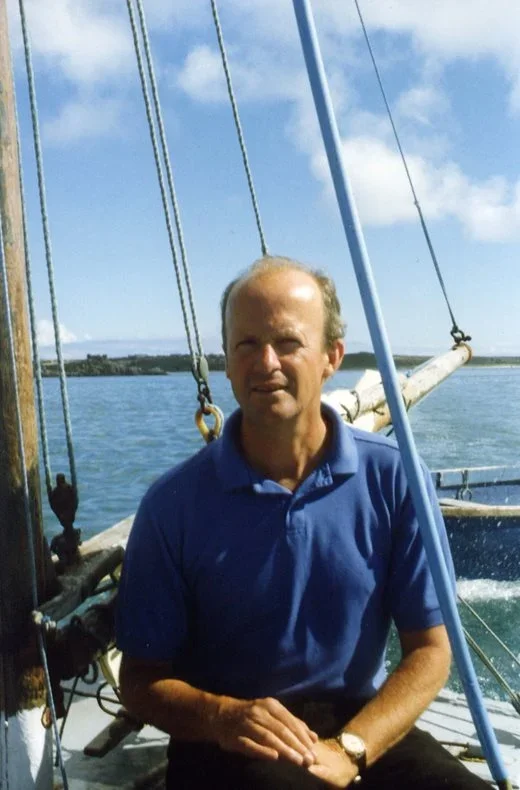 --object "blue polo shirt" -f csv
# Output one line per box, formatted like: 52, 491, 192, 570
116, 404, 452, 700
